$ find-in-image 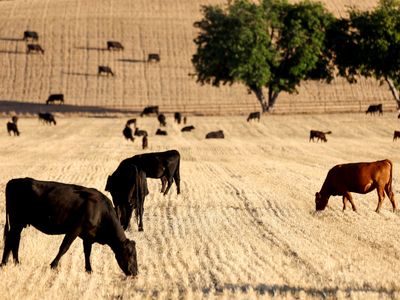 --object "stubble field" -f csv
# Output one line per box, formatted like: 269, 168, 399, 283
1, 113, 400, 299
